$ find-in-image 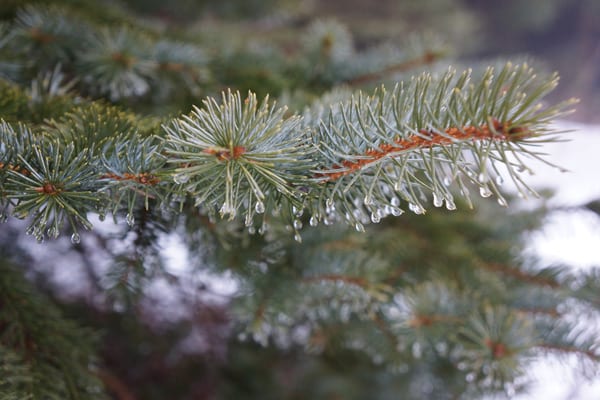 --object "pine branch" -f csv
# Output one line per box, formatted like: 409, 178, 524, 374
1, 62, 575, 241
0, 262, 107, 399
